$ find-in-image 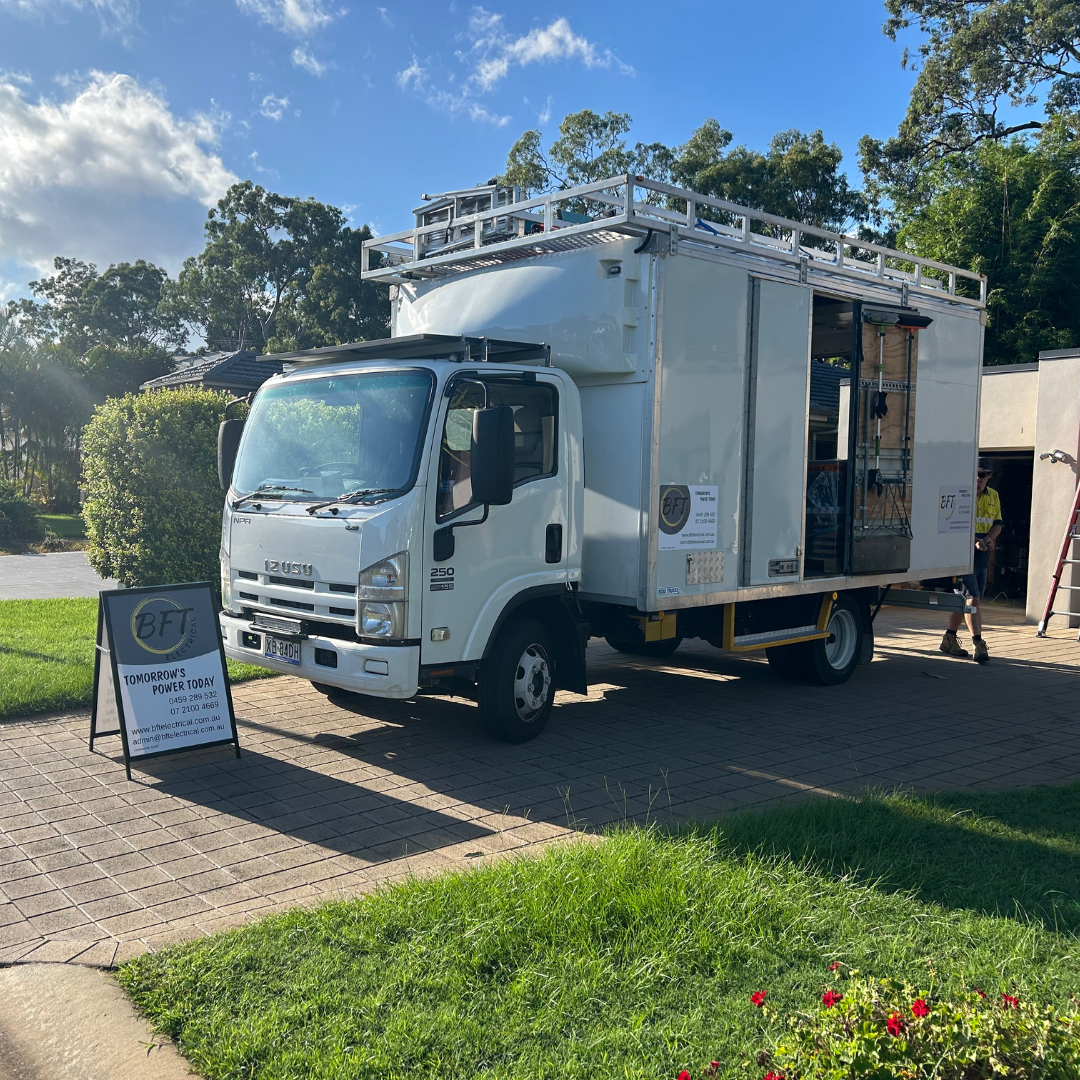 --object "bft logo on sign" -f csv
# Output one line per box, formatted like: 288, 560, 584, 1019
130, 596, 197, 657
90, 582, 240, 780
